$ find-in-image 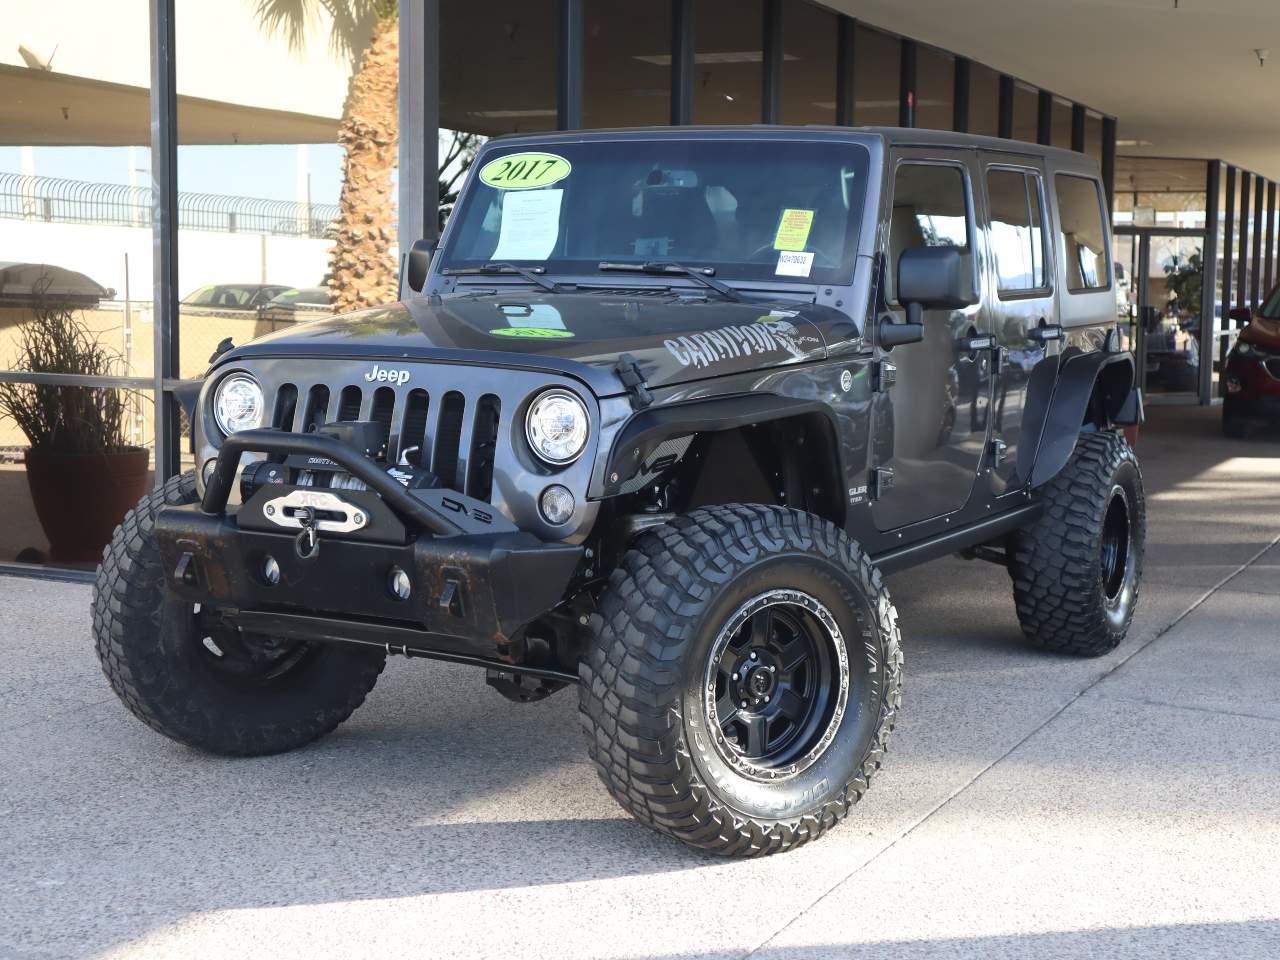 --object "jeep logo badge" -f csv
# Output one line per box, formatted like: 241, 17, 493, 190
365, 364, 411, 385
